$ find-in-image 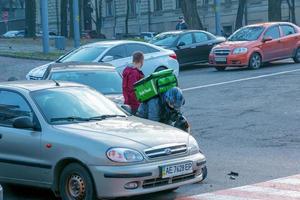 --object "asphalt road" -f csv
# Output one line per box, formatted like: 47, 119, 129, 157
0, 56, 300, 200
